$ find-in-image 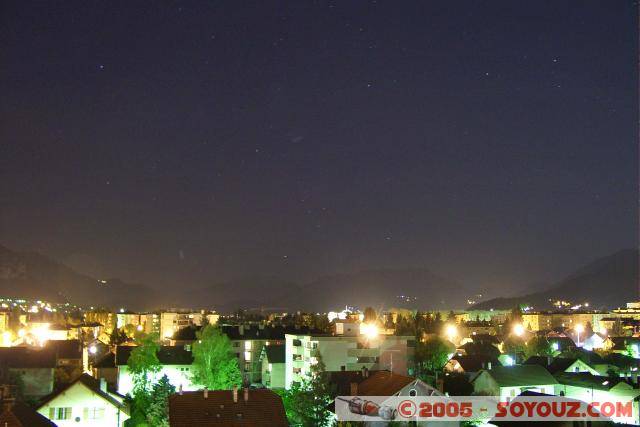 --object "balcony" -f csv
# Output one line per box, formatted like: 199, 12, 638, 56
347, 348, 380, 358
